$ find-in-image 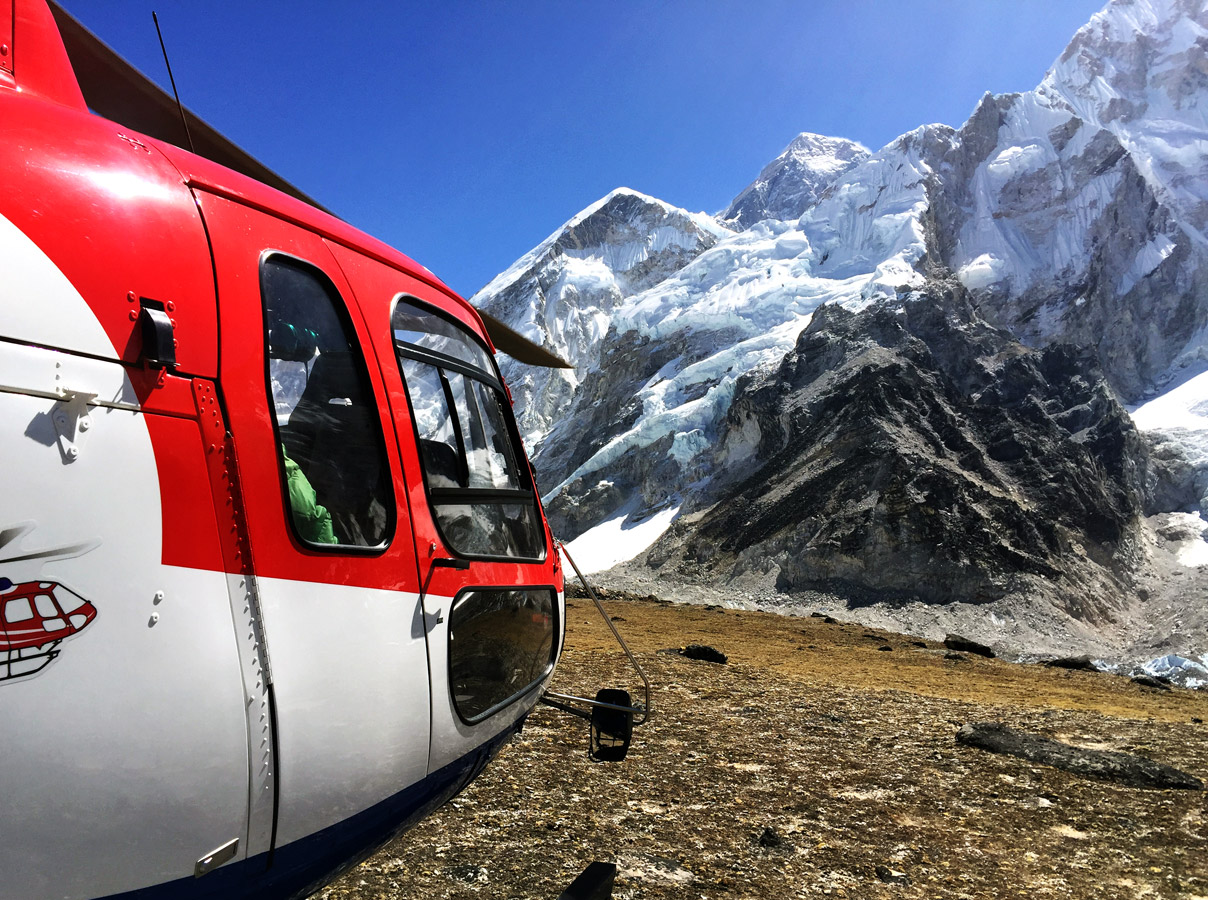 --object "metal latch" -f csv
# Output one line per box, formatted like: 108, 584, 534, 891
195, 837, 238, 877
52, 390, 98, 464
139, 298, 176, 368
